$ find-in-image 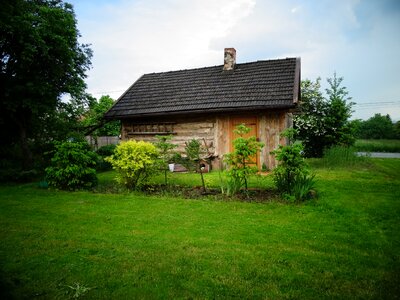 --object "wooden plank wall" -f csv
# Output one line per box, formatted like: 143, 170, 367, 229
259, 112, 287, 169
122, 116, 216, 154
121, 111, 291, 170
